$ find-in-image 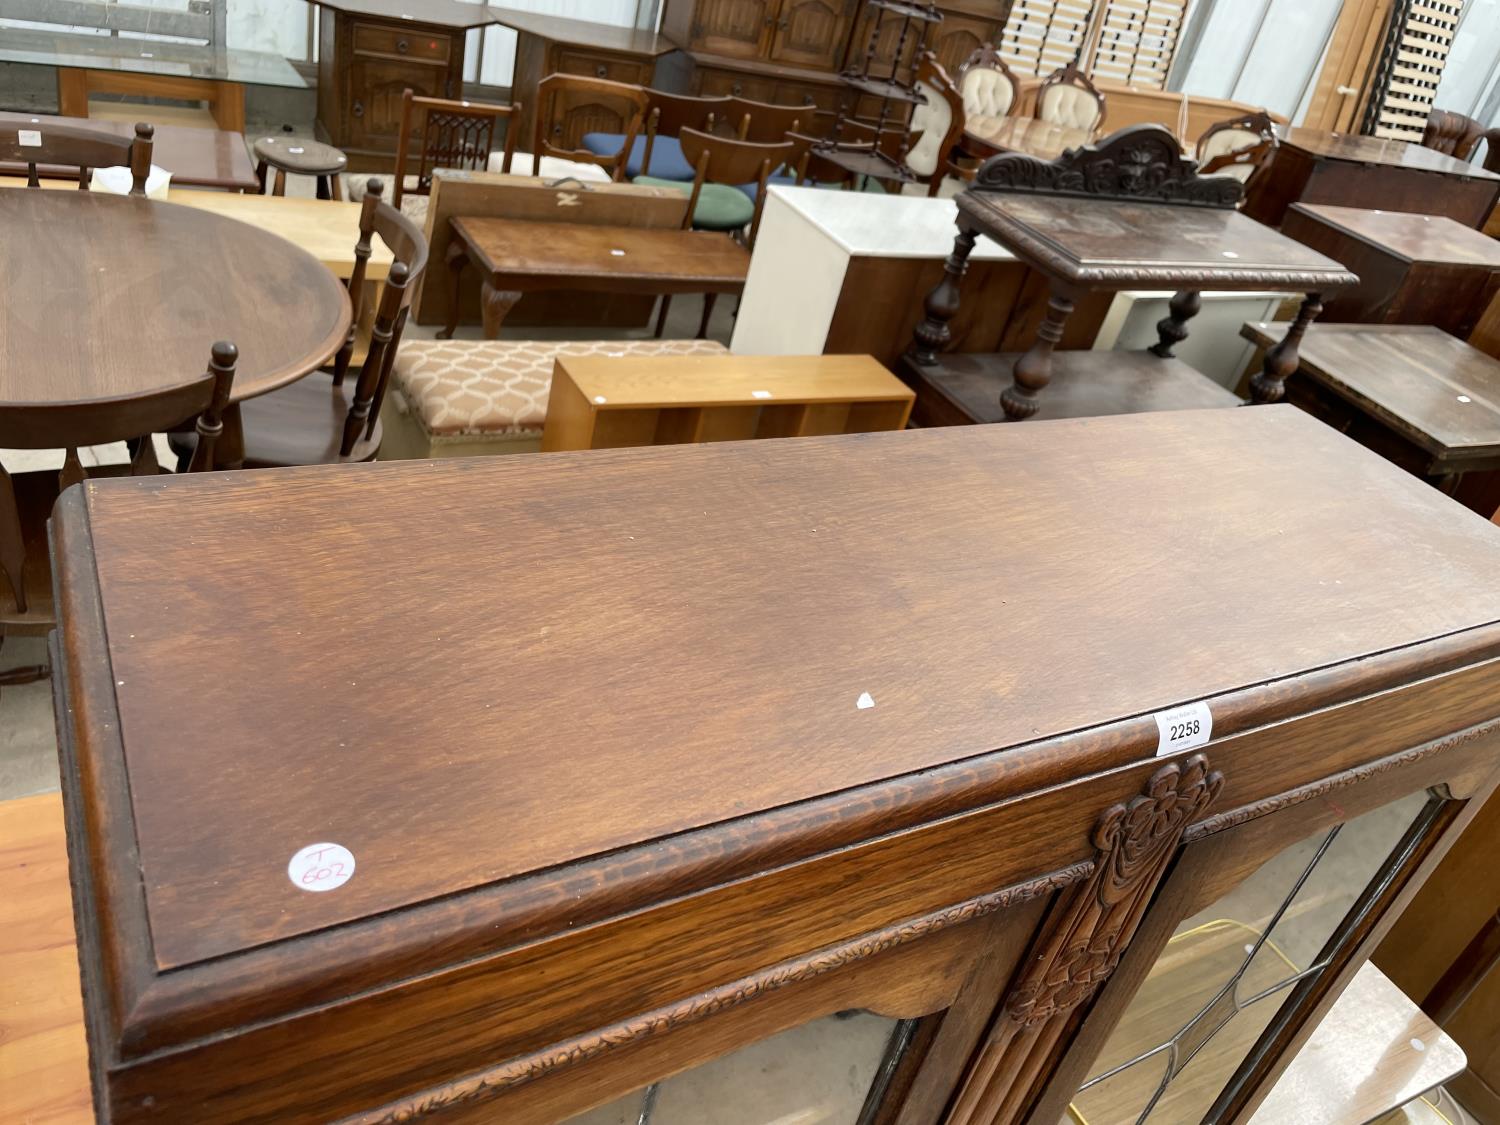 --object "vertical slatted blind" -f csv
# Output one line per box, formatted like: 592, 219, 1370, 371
999, 0, 1094, 77
1365, 0, 1463, 140
998, 0, 1189, 88
1089, 0, 1188, 87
